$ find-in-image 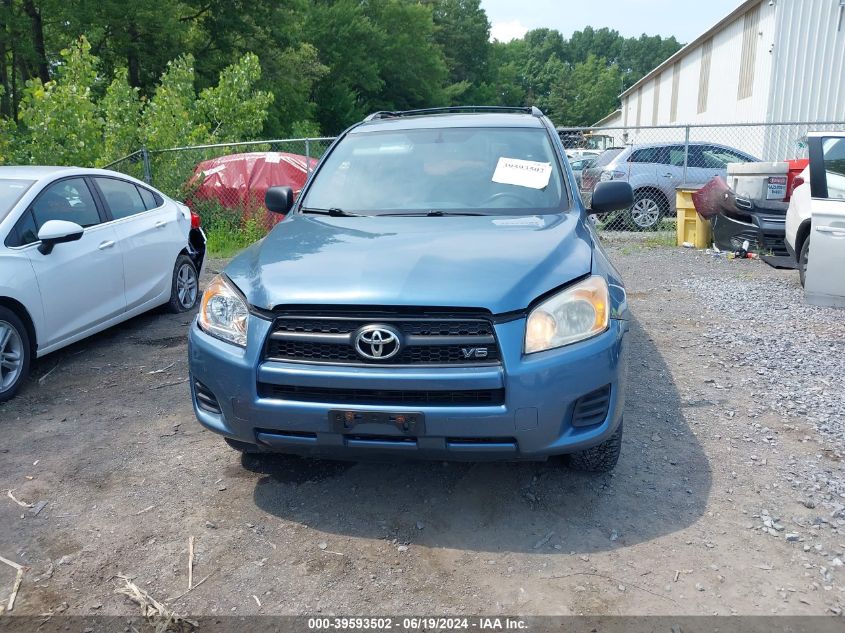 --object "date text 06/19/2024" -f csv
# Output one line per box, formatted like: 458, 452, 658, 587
307, 617, 529, 631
